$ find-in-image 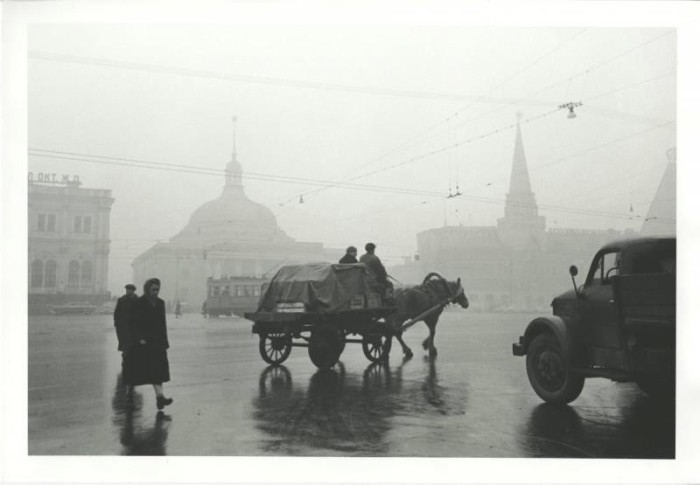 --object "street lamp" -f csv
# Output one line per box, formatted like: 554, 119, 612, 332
559, 101, 582, 119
